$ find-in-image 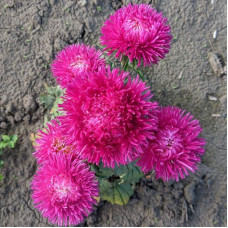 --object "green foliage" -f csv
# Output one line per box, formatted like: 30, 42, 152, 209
128, 59, 145, 81
30, 84, 65, 147
93, 161, 143, 205
99, 179, 134, 205
0, 134, 18, 180
2, 135, 10, 141
0, 160, 4, 168
0, 134, 18, 151
114, 162, 143, 185
90, 164, 114, 179
135, 68, 145, 81
39, 83, 65, 126
120, 56, 146, 81
121, 55, 130, 71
